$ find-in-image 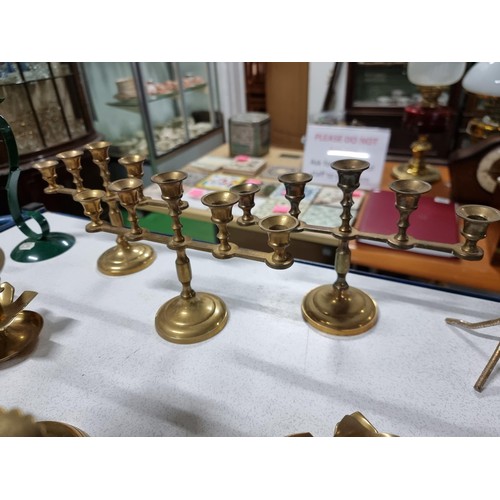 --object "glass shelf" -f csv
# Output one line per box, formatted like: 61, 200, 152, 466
106, 83, 209, 110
